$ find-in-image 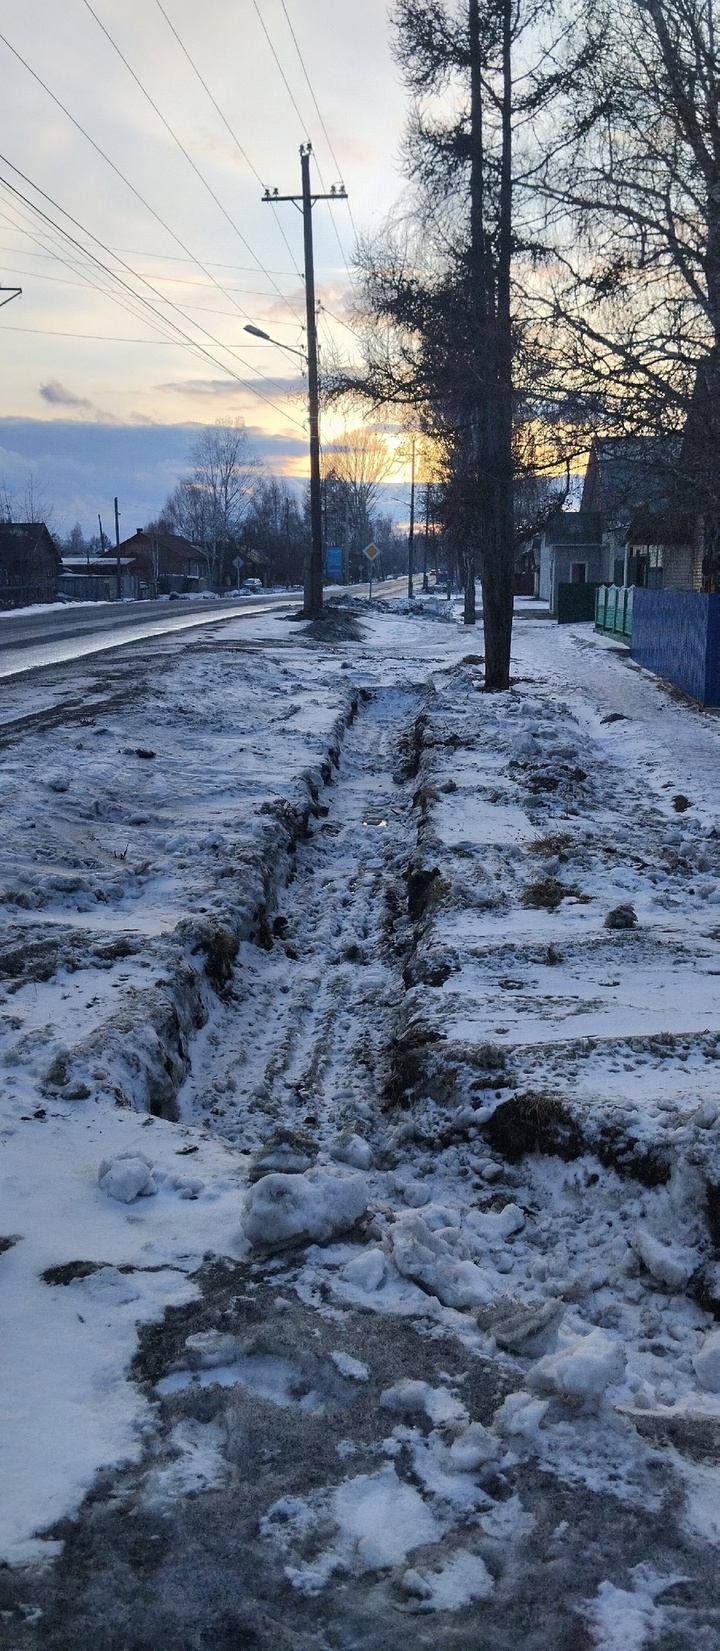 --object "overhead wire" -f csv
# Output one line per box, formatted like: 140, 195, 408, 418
0, 254, 299, 305
251, 0, 357, 305
0, 194, 199, 356
0, 23, 299, 347
78, 0, 303, 326
277, 0, 360, 247
0, 171, 296, 403
0, 157, 307, 426
0, 230, 299, 276
150, 0, 304, 286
